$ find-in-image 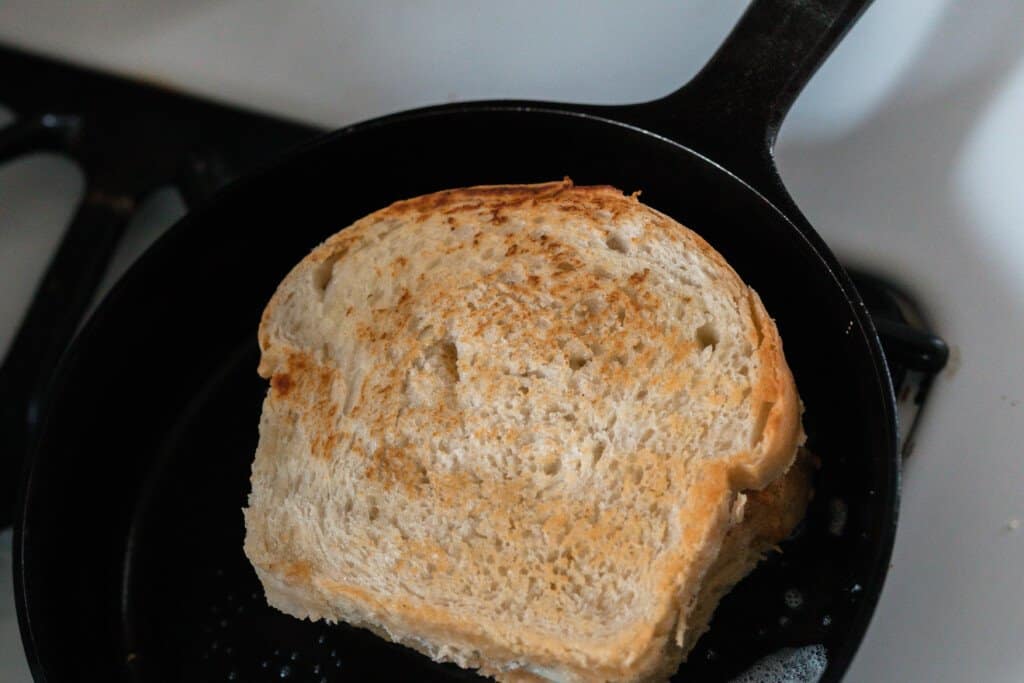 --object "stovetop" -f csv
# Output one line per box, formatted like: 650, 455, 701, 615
0, 42, 946, 683
1, 1, 1023, 681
